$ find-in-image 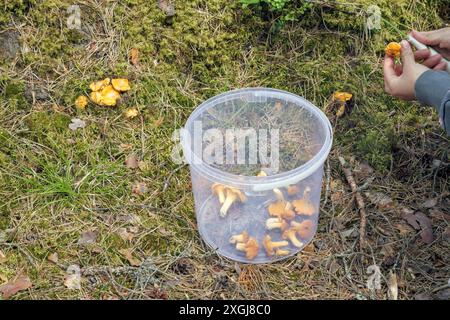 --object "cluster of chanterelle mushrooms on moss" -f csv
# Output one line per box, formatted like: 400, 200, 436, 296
74, 77, 138, 119
211, 170, 317, 261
